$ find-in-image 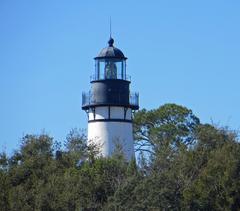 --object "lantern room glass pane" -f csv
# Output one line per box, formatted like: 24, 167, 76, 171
95, 59, 126, 80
